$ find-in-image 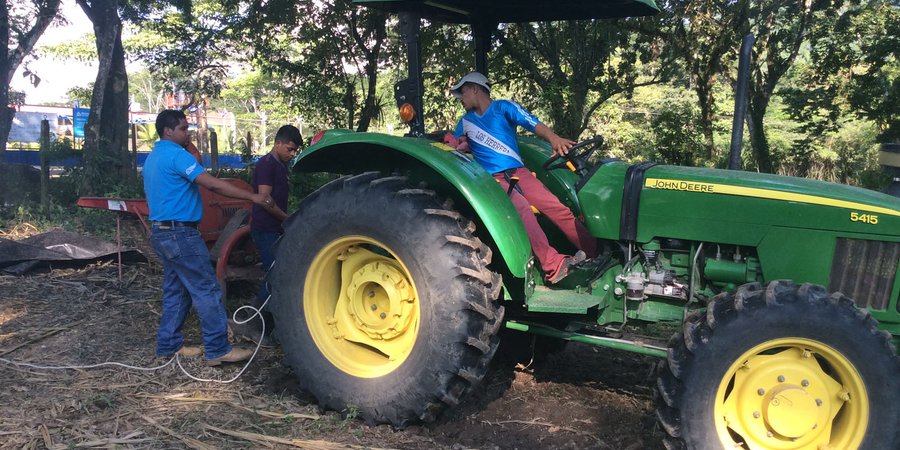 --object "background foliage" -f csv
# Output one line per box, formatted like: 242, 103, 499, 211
3, 0, 898, 223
